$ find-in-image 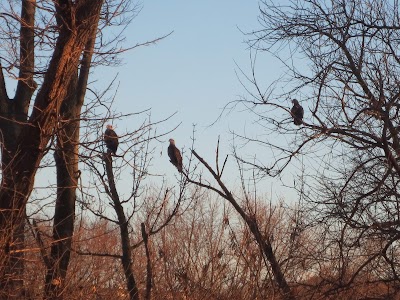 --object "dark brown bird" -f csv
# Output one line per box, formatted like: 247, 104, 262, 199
168, 138, 183, 172
291, 99, 304, 125
104, 124, 119, 155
